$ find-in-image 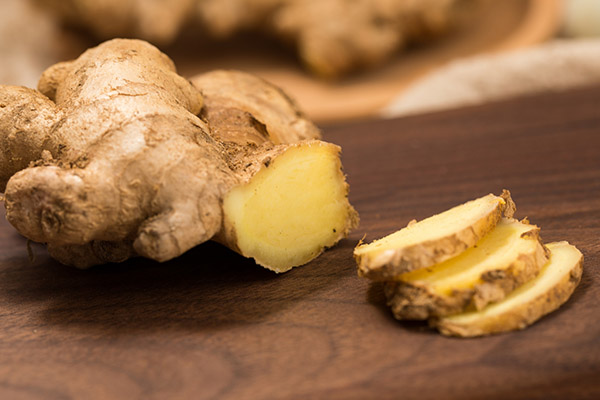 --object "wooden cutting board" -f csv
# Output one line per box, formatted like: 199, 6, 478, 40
1, 85, 599, 399
170, 0, 562, 122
